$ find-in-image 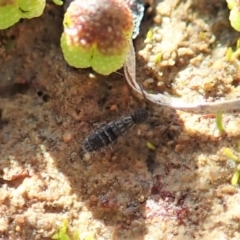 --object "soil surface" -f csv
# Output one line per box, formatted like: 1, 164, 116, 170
1, 0, 240, 239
